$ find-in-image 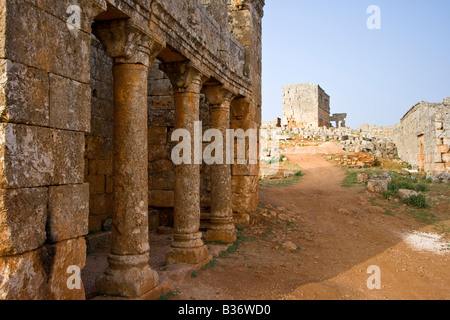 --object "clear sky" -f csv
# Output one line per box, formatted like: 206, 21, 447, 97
261, 0, 450, 128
